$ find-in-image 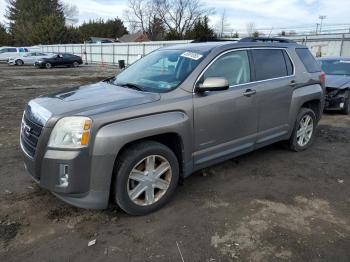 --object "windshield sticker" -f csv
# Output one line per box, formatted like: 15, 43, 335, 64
181, 51, 203, 60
